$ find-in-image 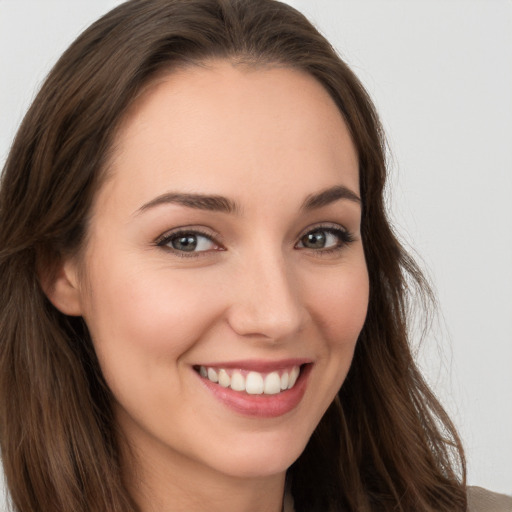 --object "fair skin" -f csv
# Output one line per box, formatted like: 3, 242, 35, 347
49, 61, 369, 512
